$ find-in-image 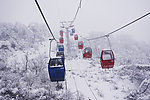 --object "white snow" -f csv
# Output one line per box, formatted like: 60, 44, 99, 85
1, 23, 150, 100
65, 59, 137, 100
